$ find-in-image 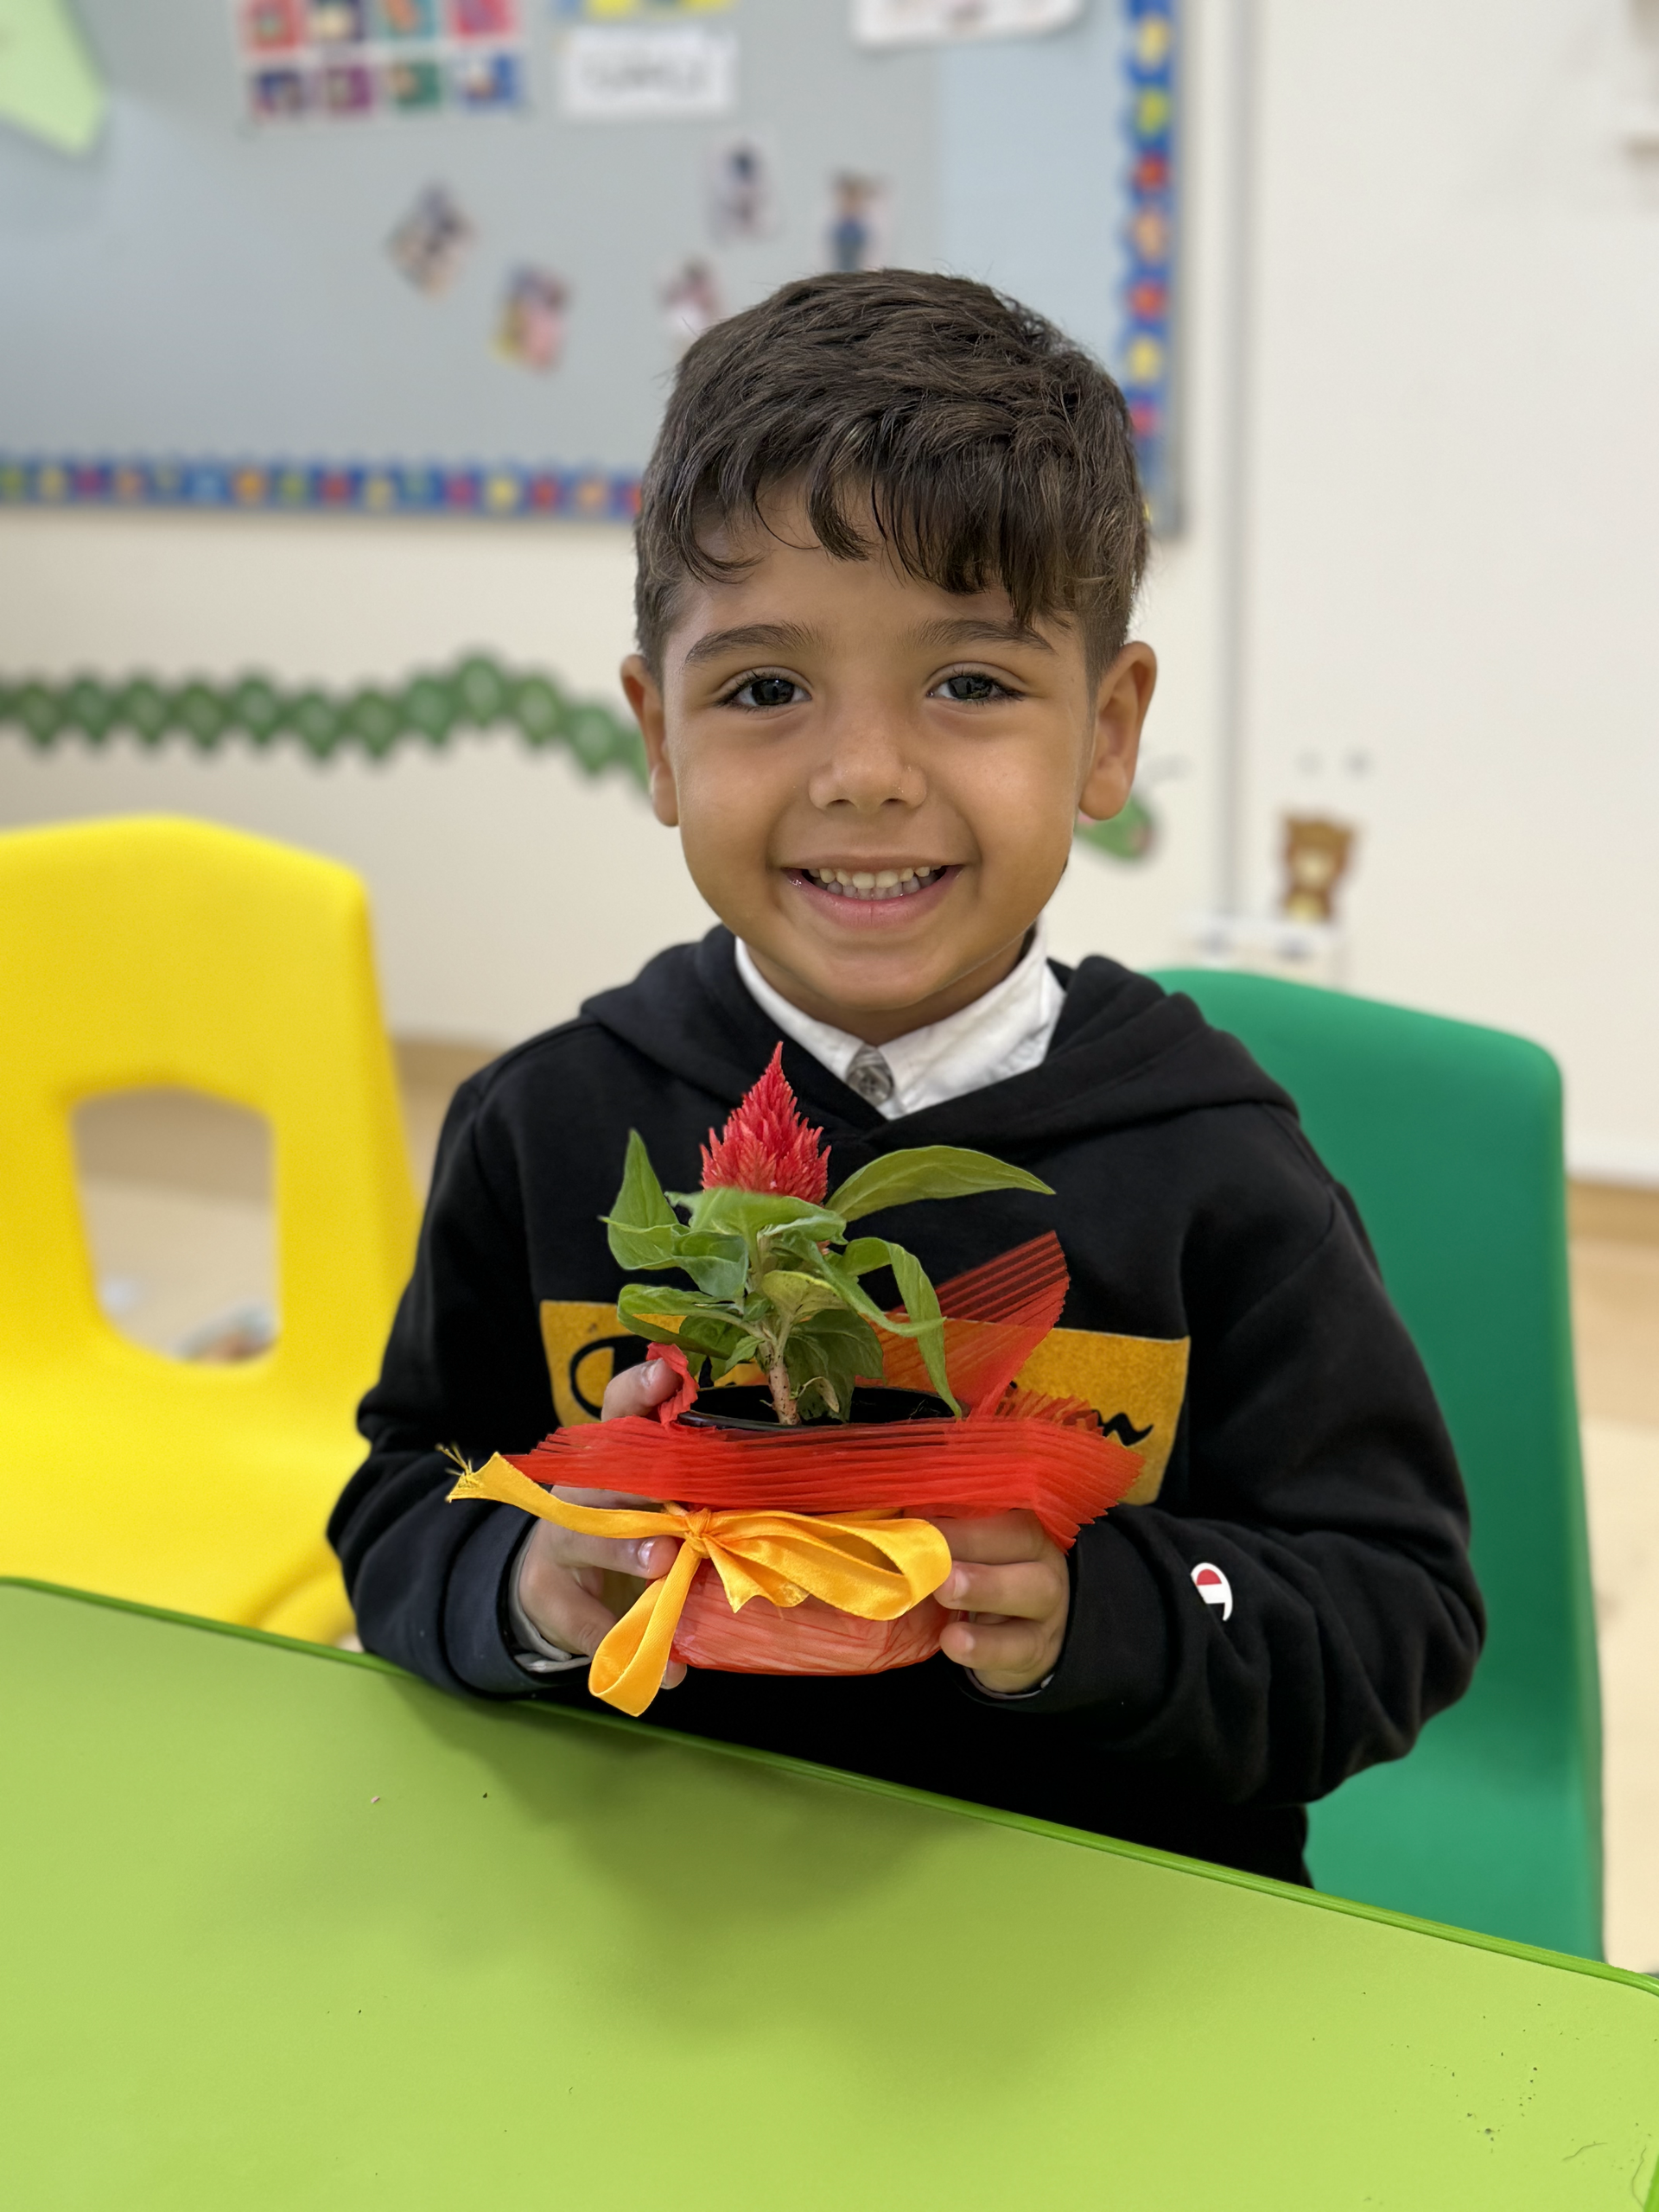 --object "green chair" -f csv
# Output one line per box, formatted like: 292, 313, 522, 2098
1150, 969, 1601, 1958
